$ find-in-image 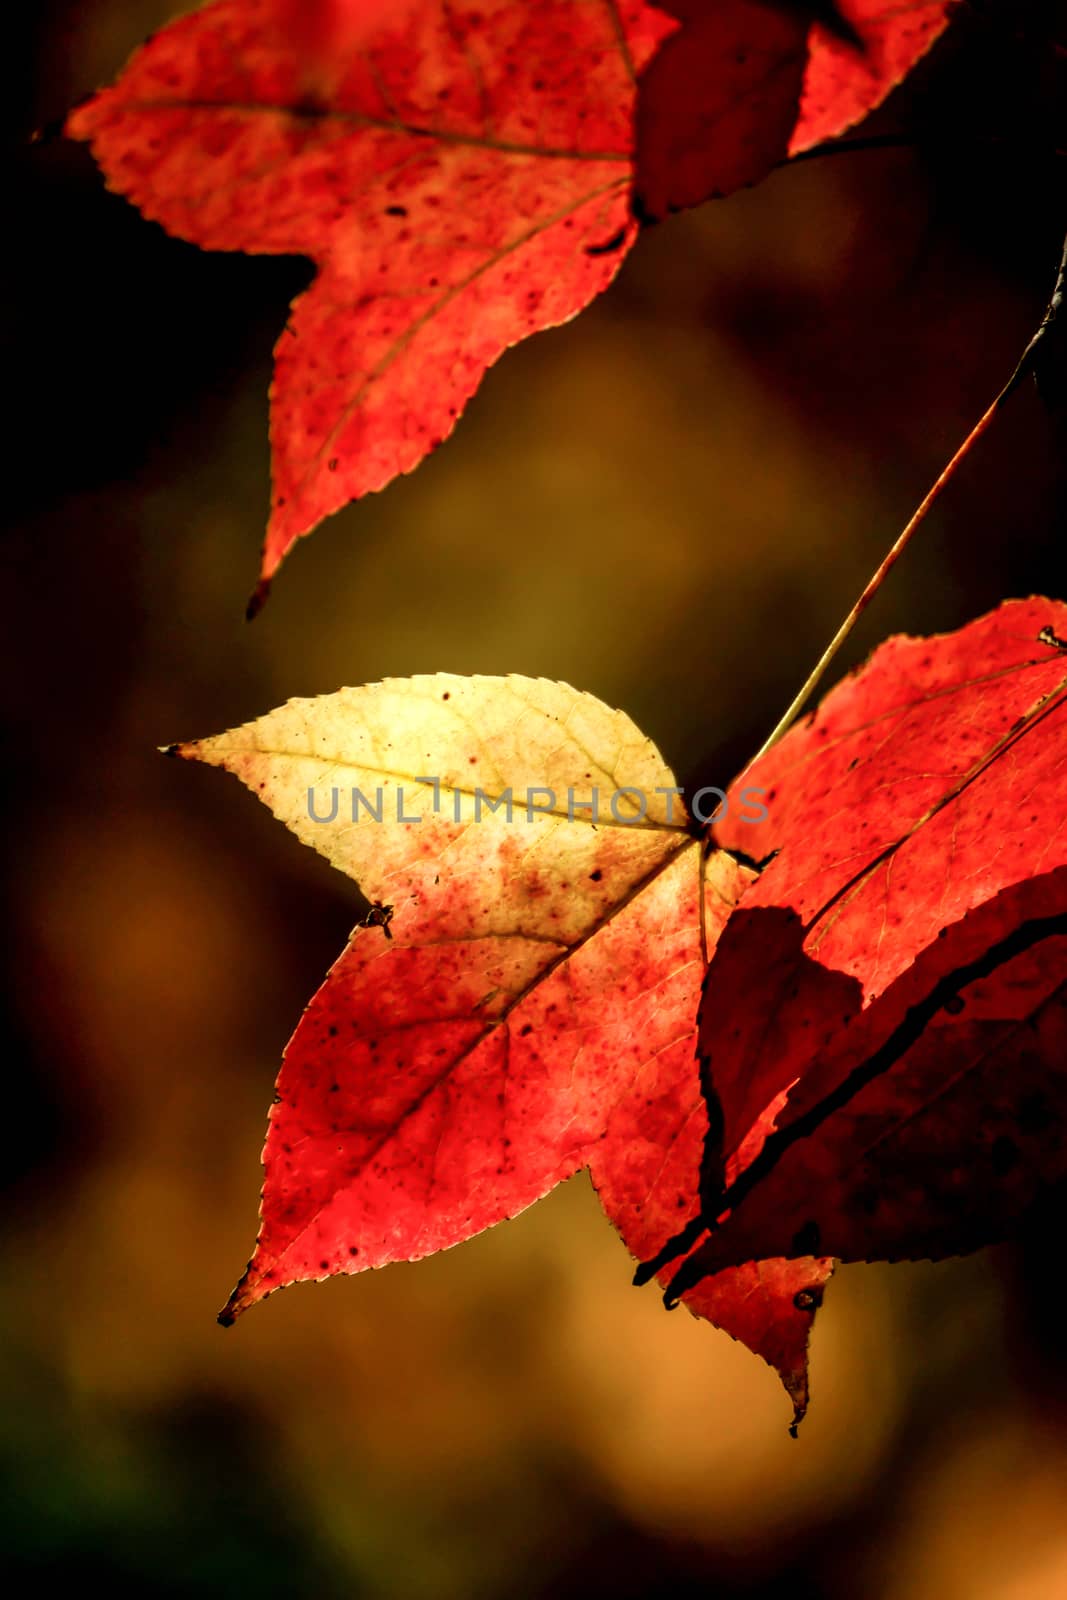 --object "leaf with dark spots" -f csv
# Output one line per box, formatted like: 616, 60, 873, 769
171, 671, 824, 1411
68, 0, 672, 594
